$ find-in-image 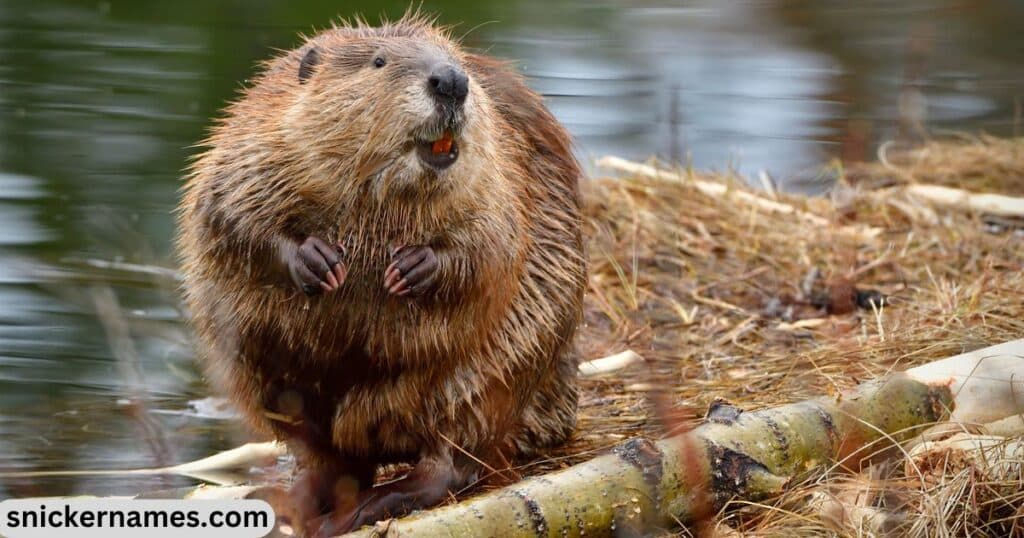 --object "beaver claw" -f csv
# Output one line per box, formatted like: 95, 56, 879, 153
289, 236, 347, 296
384, 245, 438, 296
